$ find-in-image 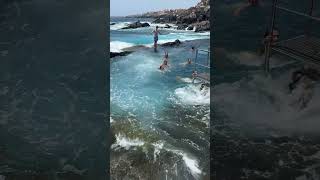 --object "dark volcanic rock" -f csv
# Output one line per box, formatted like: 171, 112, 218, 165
110, 22, 116, 25
128, 0, 210, 32
161, 39, 181, 47
186, 25, 194, 31
194, 20, 210, 32
122, 21, 150, 29
177, 24, 188, 30
110, 51, 132, 58
163, 24, 172, 28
